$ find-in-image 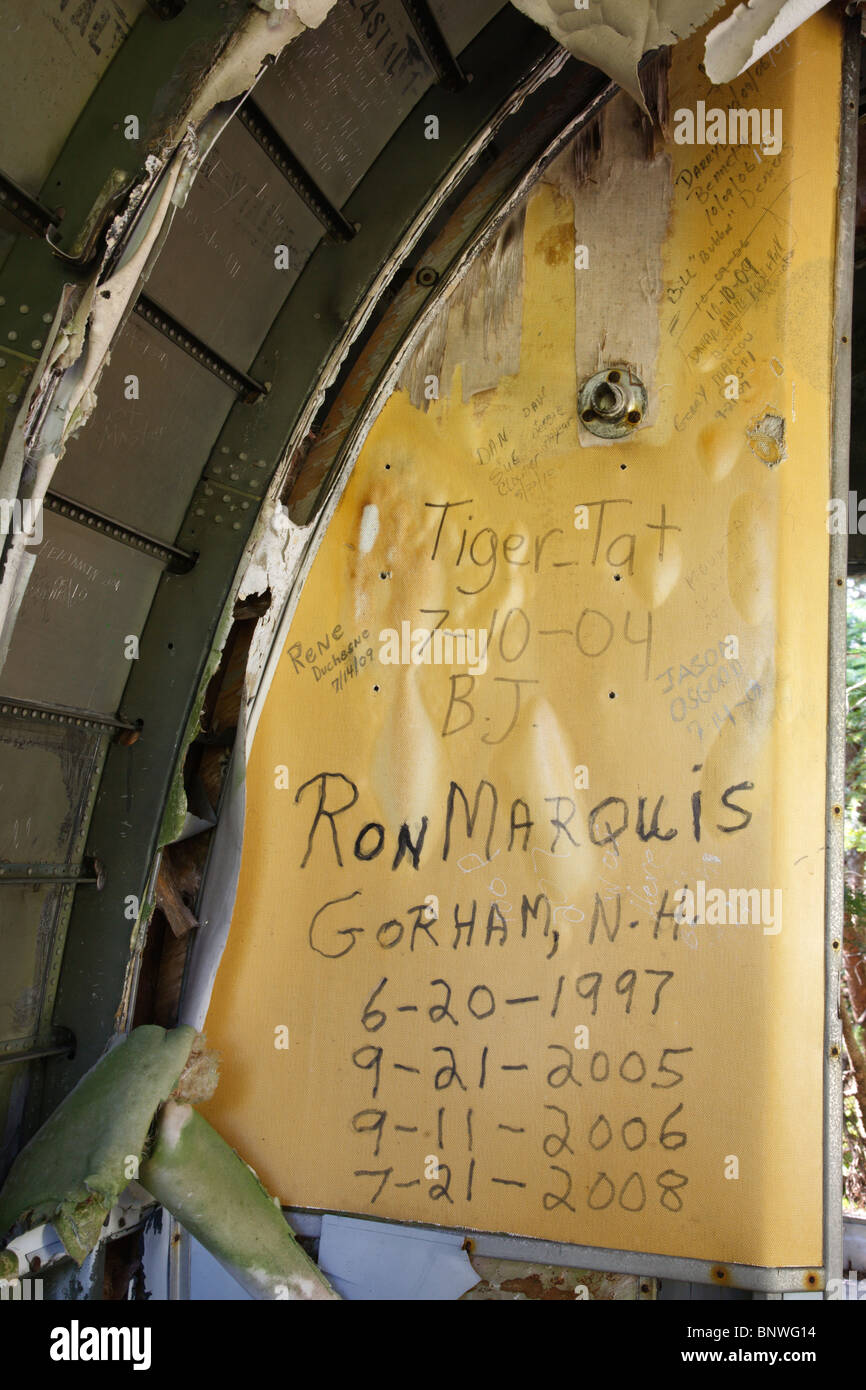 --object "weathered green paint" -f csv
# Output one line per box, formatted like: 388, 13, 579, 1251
0, 1025, 195, 1263
139, 1101, 339, 1300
